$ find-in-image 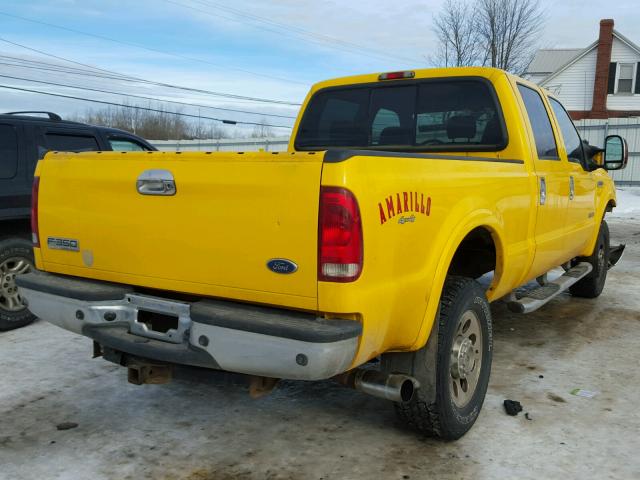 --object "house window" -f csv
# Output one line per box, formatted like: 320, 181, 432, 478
617, 63, 634, 94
